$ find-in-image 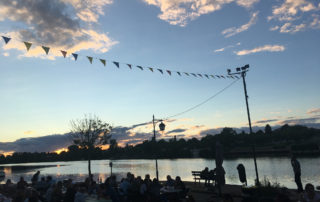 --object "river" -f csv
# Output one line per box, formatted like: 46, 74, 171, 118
0, 157, 319, 188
